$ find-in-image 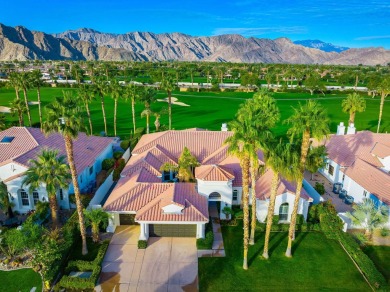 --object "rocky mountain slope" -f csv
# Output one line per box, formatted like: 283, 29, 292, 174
0, 23, 389, 65
293, 39, 349, 53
